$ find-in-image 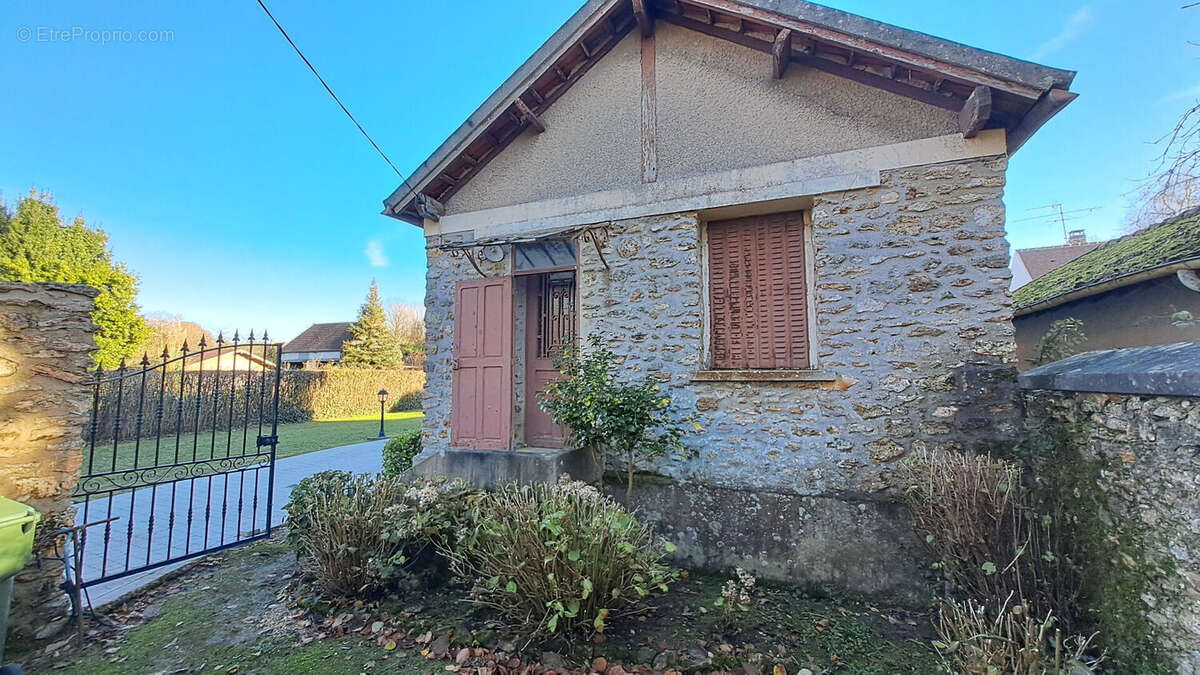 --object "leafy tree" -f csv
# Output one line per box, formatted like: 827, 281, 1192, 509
341, 280, 405, 368
0, 190, 148, 369
540, 334, 698, 503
